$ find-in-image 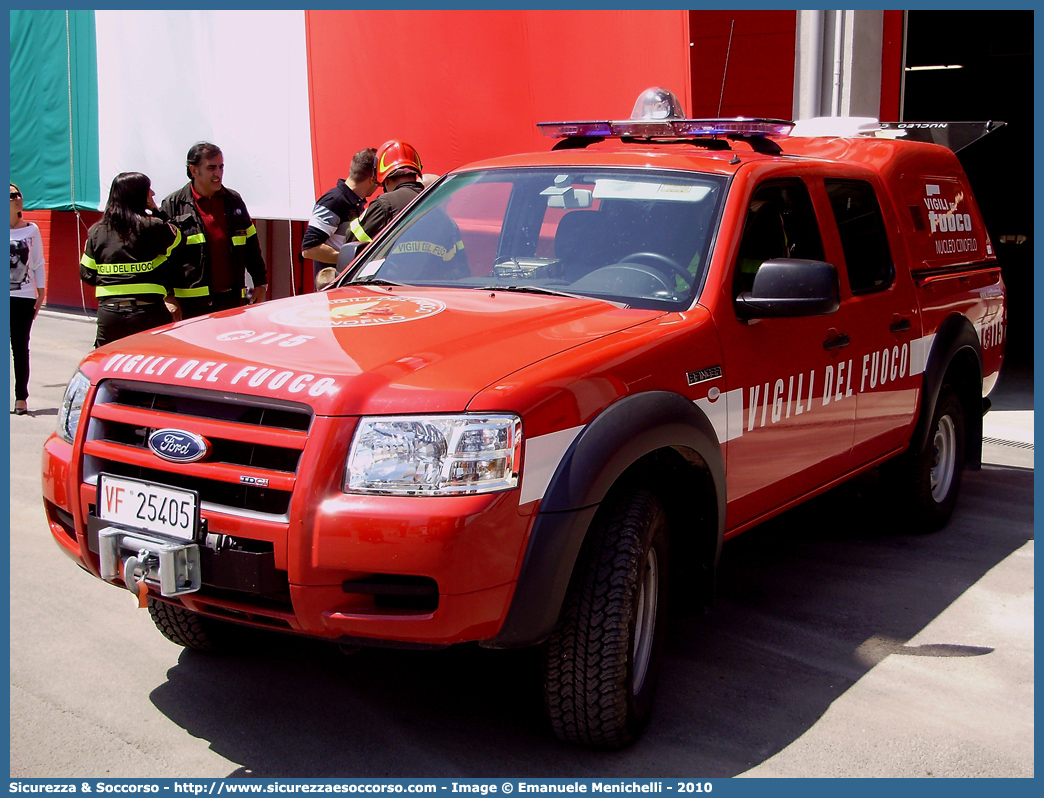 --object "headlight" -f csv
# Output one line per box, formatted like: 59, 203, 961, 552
345, 414, 522, 495
56, 370, 90, 444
